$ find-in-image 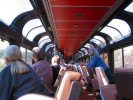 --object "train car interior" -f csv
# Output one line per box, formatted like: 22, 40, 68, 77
0, 0, 133, 100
